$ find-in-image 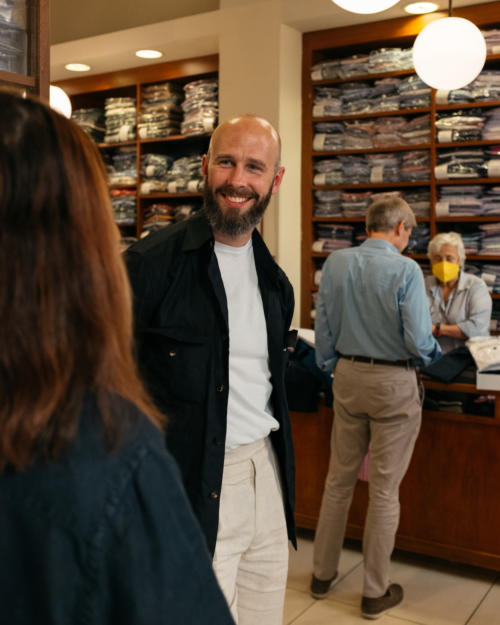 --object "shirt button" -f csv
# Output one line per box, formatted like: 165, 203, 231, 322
209, 491, 219, 499
217, 384, 224, 392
